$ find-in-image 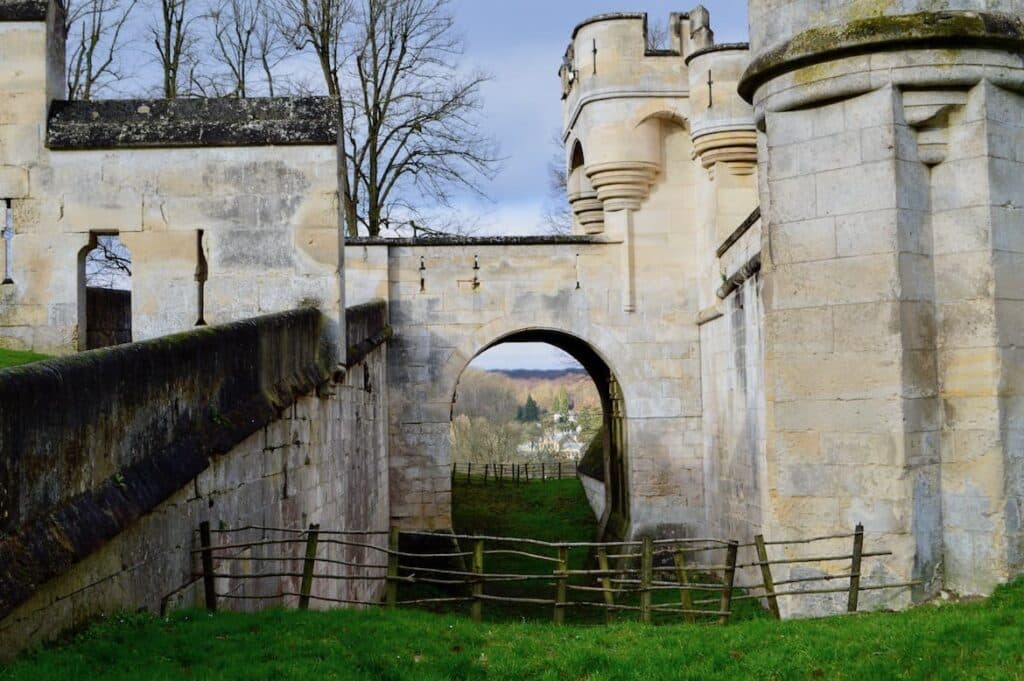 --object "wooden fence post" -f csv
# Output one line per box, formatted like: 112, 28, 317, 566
848, 523, 865, 613
558, 462, 562, 479
386, 526, 400, 609
598, 548, 615, 624
542, 463, 546, 481
755, 534, 781, 620
499, 463, 504, 483
554, 546, 568, 625
719, 541, 739, 625
467, 462, 472, 484
199, 521, 217, 613
640, 537, 653, 625
298, 523, 321, 610
673, 549, 695, 624
484, 464, 489, 484
471, 539, 484, 622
